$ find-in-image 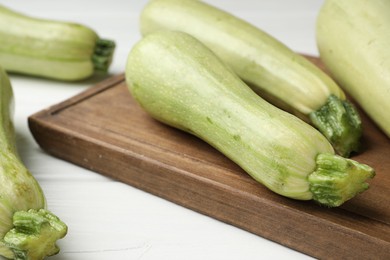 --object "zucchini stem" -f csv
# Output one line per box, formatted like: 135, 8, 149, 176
92, 38, 116, 72
308, 153, 375, 207
3, 209, 67, 260
309, 95, 362, 157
